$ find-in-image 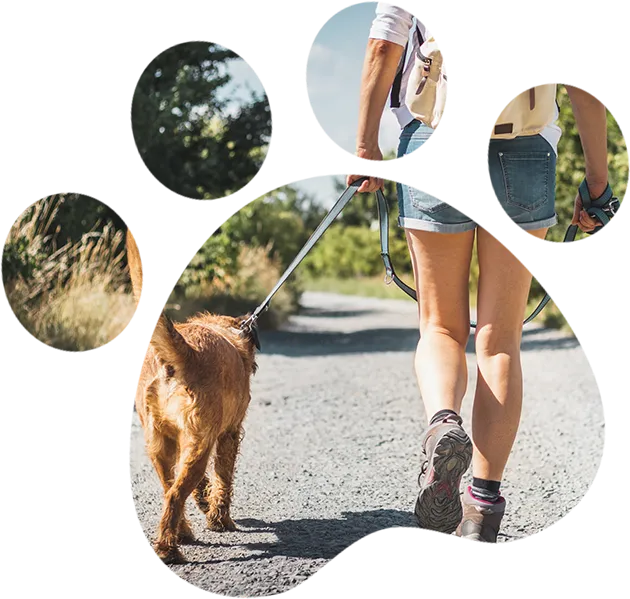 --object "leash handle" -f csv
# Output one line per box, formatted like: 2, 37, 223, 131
562, 179, 621, 244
